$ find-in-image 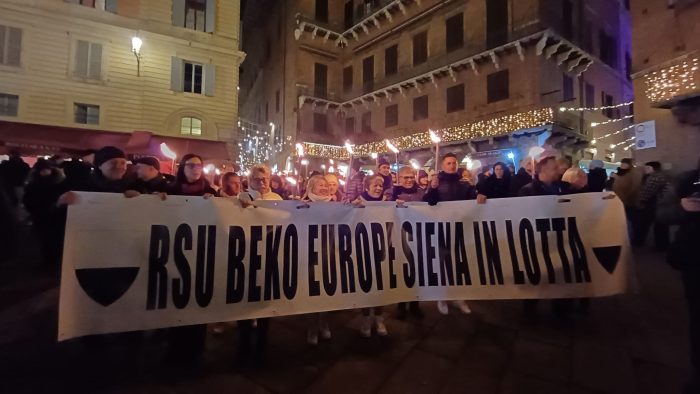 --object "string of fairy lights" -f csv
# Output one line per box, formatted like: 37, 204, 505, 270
643, 56, 699, 103
559, 101, 634, 113
237, 119, 293, 171
590, 124, 636, 145
590, 114, 634, 128
302, 108, 554, 159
